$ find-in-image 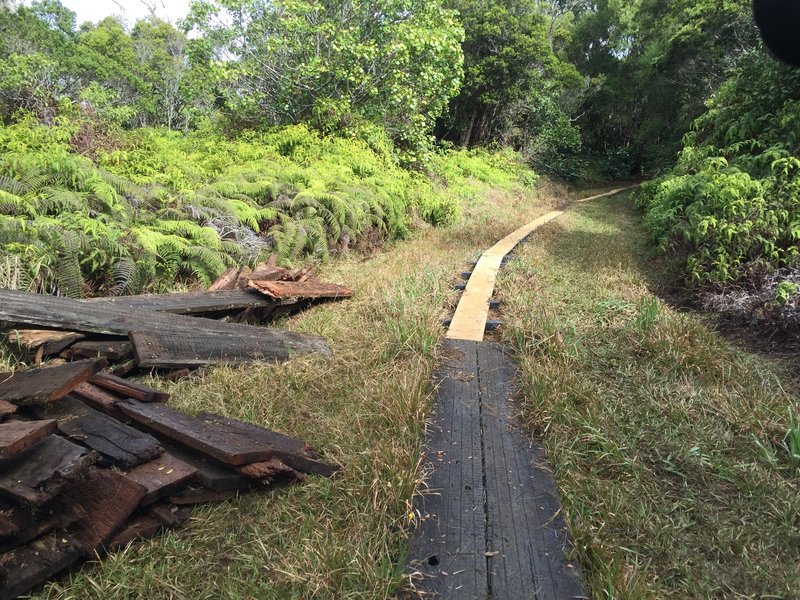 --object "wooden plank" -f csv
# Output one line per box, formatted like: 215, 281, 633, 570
407, 339, 488, 597
85, 289, 275, 316
89, 373, 169, 403
125, 452, 198, 505
248, 279, 353, 301
168, 486, 238, 505
107, 515, 162, 550
447, 211, 563, 342
70, 383, 122, 413
32, 397, 164, 469
0, 497, 80, 553
239, 458, 302, 483
0, 532, 83, 600
477, 342, 586, 599
118, 400, 338, 475
0, 419, 57, 459
4, 329, 84, 356
0, 358, 107, 407
65, 340, 133, 361
130, 329, 330, 369
0, 436, 97, 505
60, 467, 146, 554
147, 503, 192, 528
159, 443, 255, 491
208, 266, 243, 291
0, 289, 332, 362
0, 400, 16, 420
